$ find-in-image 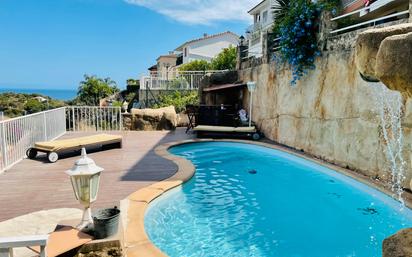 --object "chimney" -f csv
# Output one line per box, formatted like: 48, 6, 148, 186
203, 33, 208, 38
